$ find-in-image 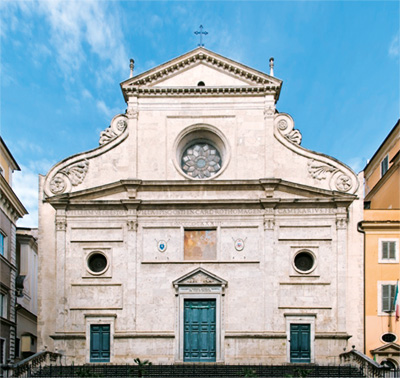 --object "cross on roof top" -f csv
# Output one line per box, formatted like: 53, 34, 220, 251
194, 25, 208, 47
